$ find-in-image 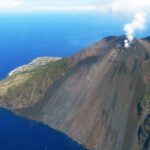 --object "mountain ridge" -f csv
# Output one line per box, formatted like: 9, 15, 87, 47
1, 35, 150, 150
